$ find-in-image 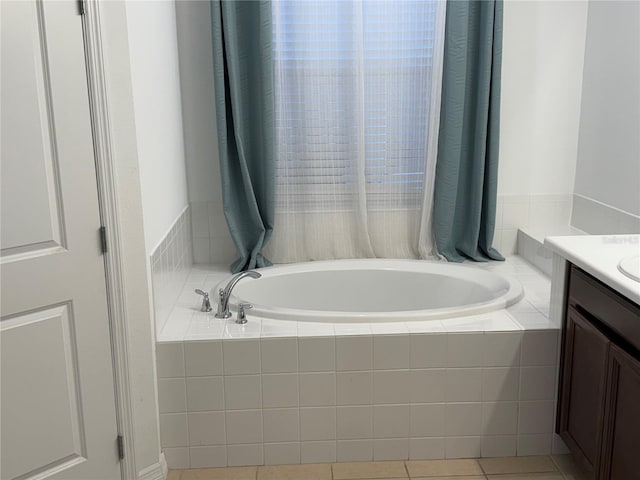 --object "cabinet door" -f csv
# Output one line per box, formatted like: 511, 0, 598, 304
558, 307, 610, 477
600, 344, 640, 480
